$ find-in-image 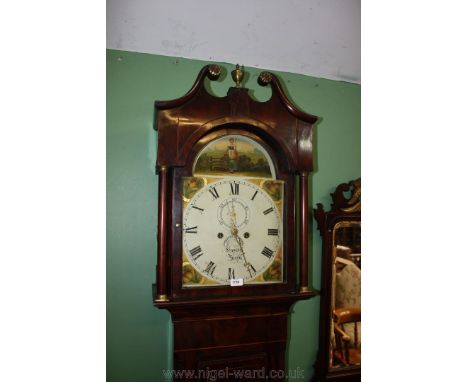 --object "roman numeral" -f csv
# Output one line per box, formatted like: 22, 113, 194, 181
230, 182, 239, 195
204, 261, 216, 276
263, 207, 274, 215
189, 245, 203, 260
208, 187, 219, 199
261, 246, 274, 259
192, 206, 204, 212
228, 268, 235, 279
185, 226, 198, 234
251, 190, 258, 201
268, 228, 279, 236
